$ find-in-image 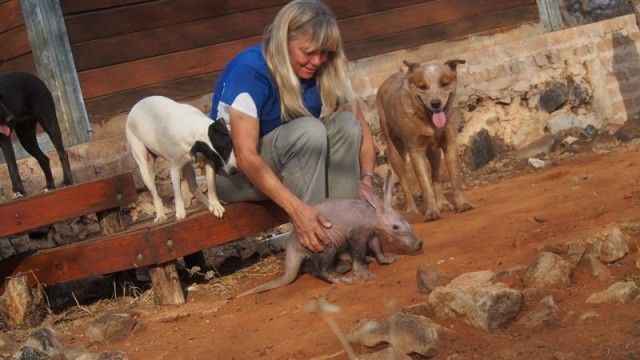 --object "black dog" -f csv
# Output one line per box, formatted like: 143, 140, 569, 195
0, 71, 73, 197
